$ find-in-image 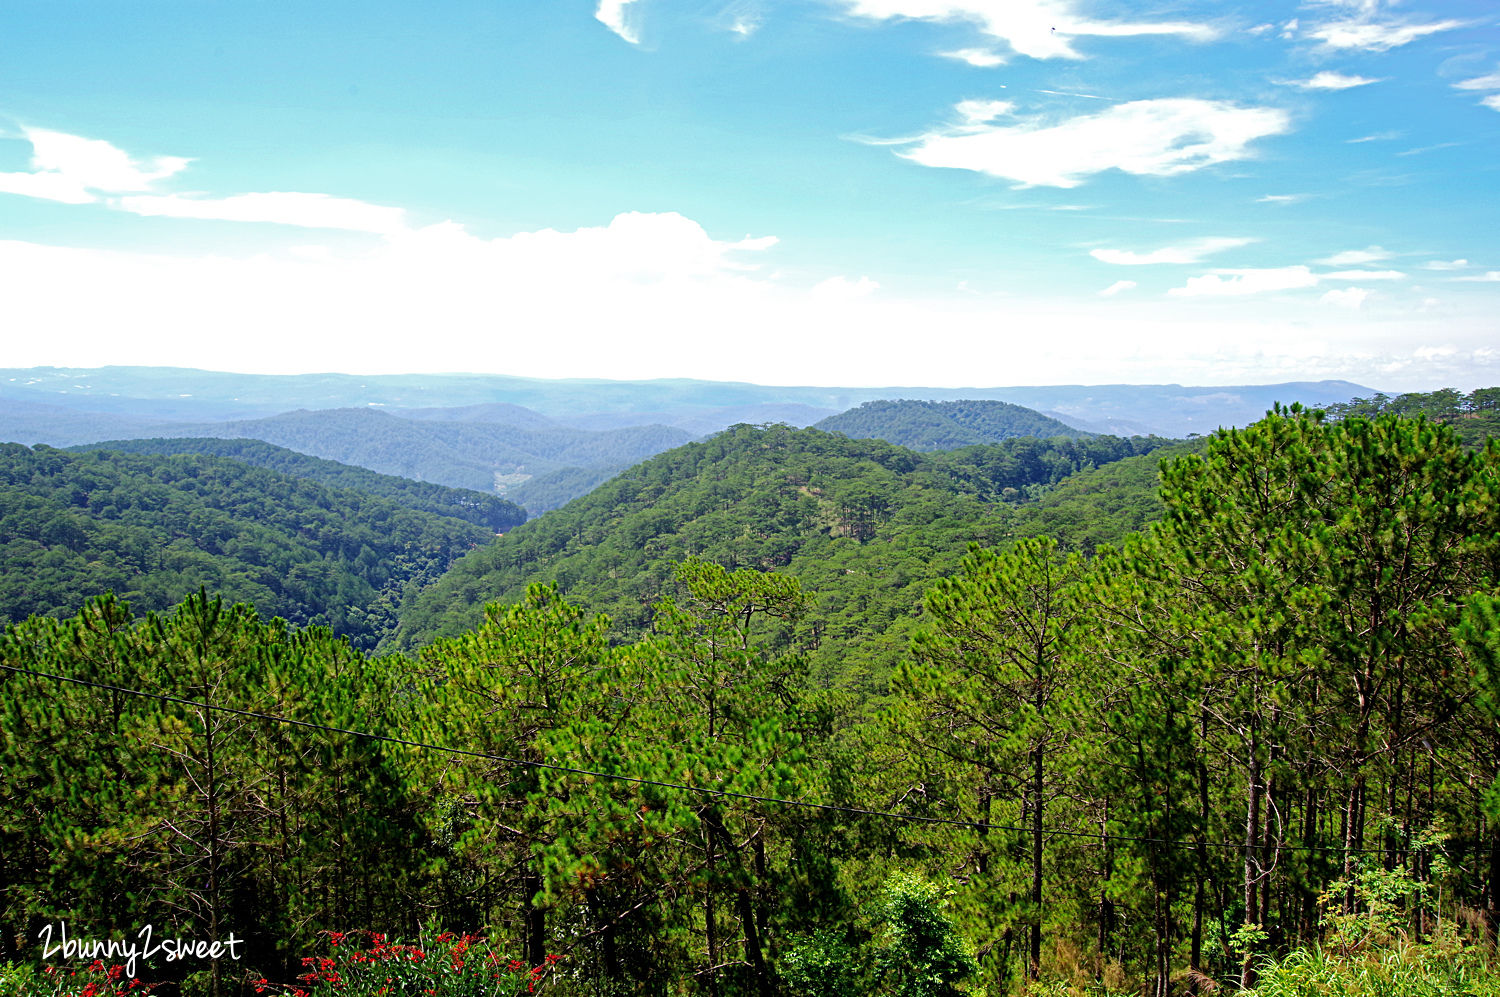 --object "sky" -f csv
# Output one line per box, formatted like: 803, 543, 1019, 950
1, 0, 1497, 391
